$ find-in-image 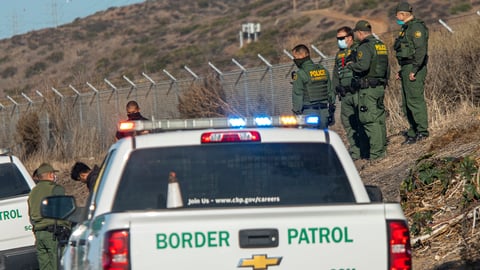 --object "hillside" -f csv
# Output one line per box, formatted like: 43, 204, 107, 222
0, 0, 479, 98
